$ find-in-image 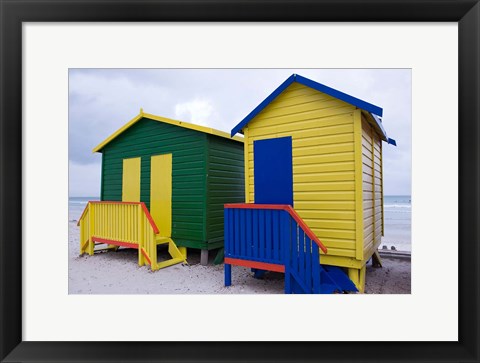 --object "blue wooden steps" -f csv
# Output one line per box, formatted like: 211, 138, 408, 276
224, 203, 358, 294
